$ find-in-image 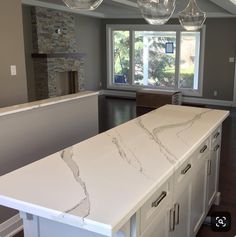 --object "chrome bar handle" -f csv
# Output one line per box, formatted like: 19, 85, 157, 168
151, 191, 167, 208
181, 164, 191, 175
169, 208, 175, 232
208, 160, 212, 176
174, 203, 180, 225
214, 132, 220, 139
200, 145, 208, 153
214, 144, 220, 152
